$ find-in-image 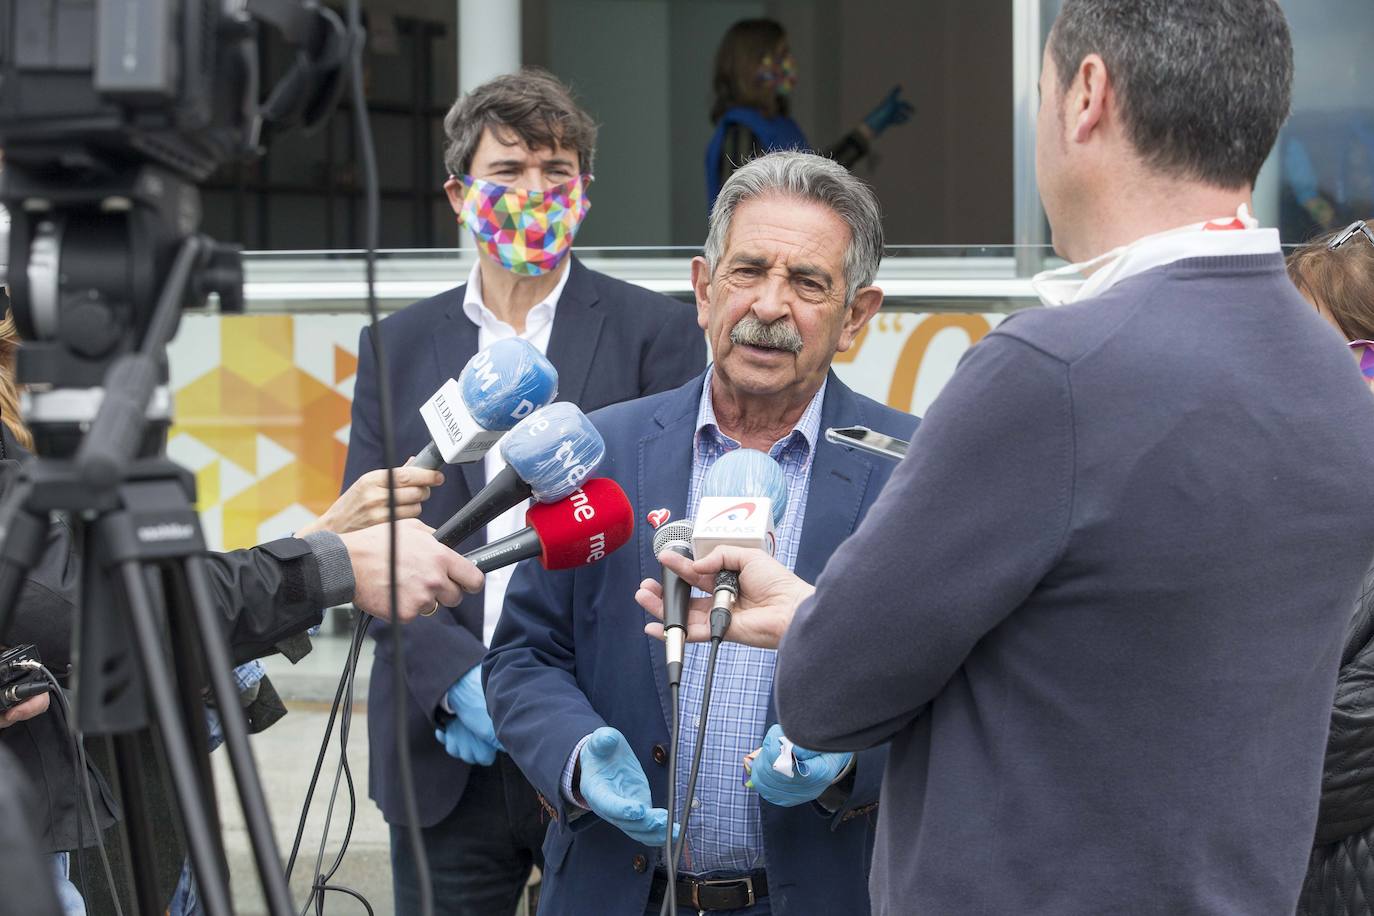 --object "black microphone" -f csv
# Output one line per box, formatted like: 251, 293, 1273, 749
431, 402, 604, 548
652, 520, 694, 687
709, 571, 740, 642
